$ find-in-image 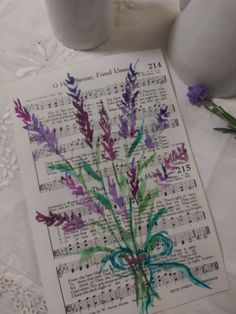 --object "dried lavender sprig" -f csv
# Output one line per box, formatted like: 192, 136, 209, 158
66, 73, 94, 148
118, 63, 140, 138
35, 211, 85, 232
187, 84, 236, 136
99, 103, 116, 161
14, 98, 61, 155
